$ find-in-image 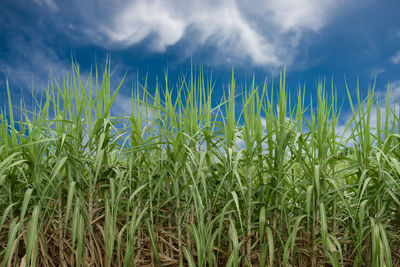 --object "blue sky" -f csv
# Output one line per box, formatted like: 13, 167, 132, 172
1, 0, 400, 119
